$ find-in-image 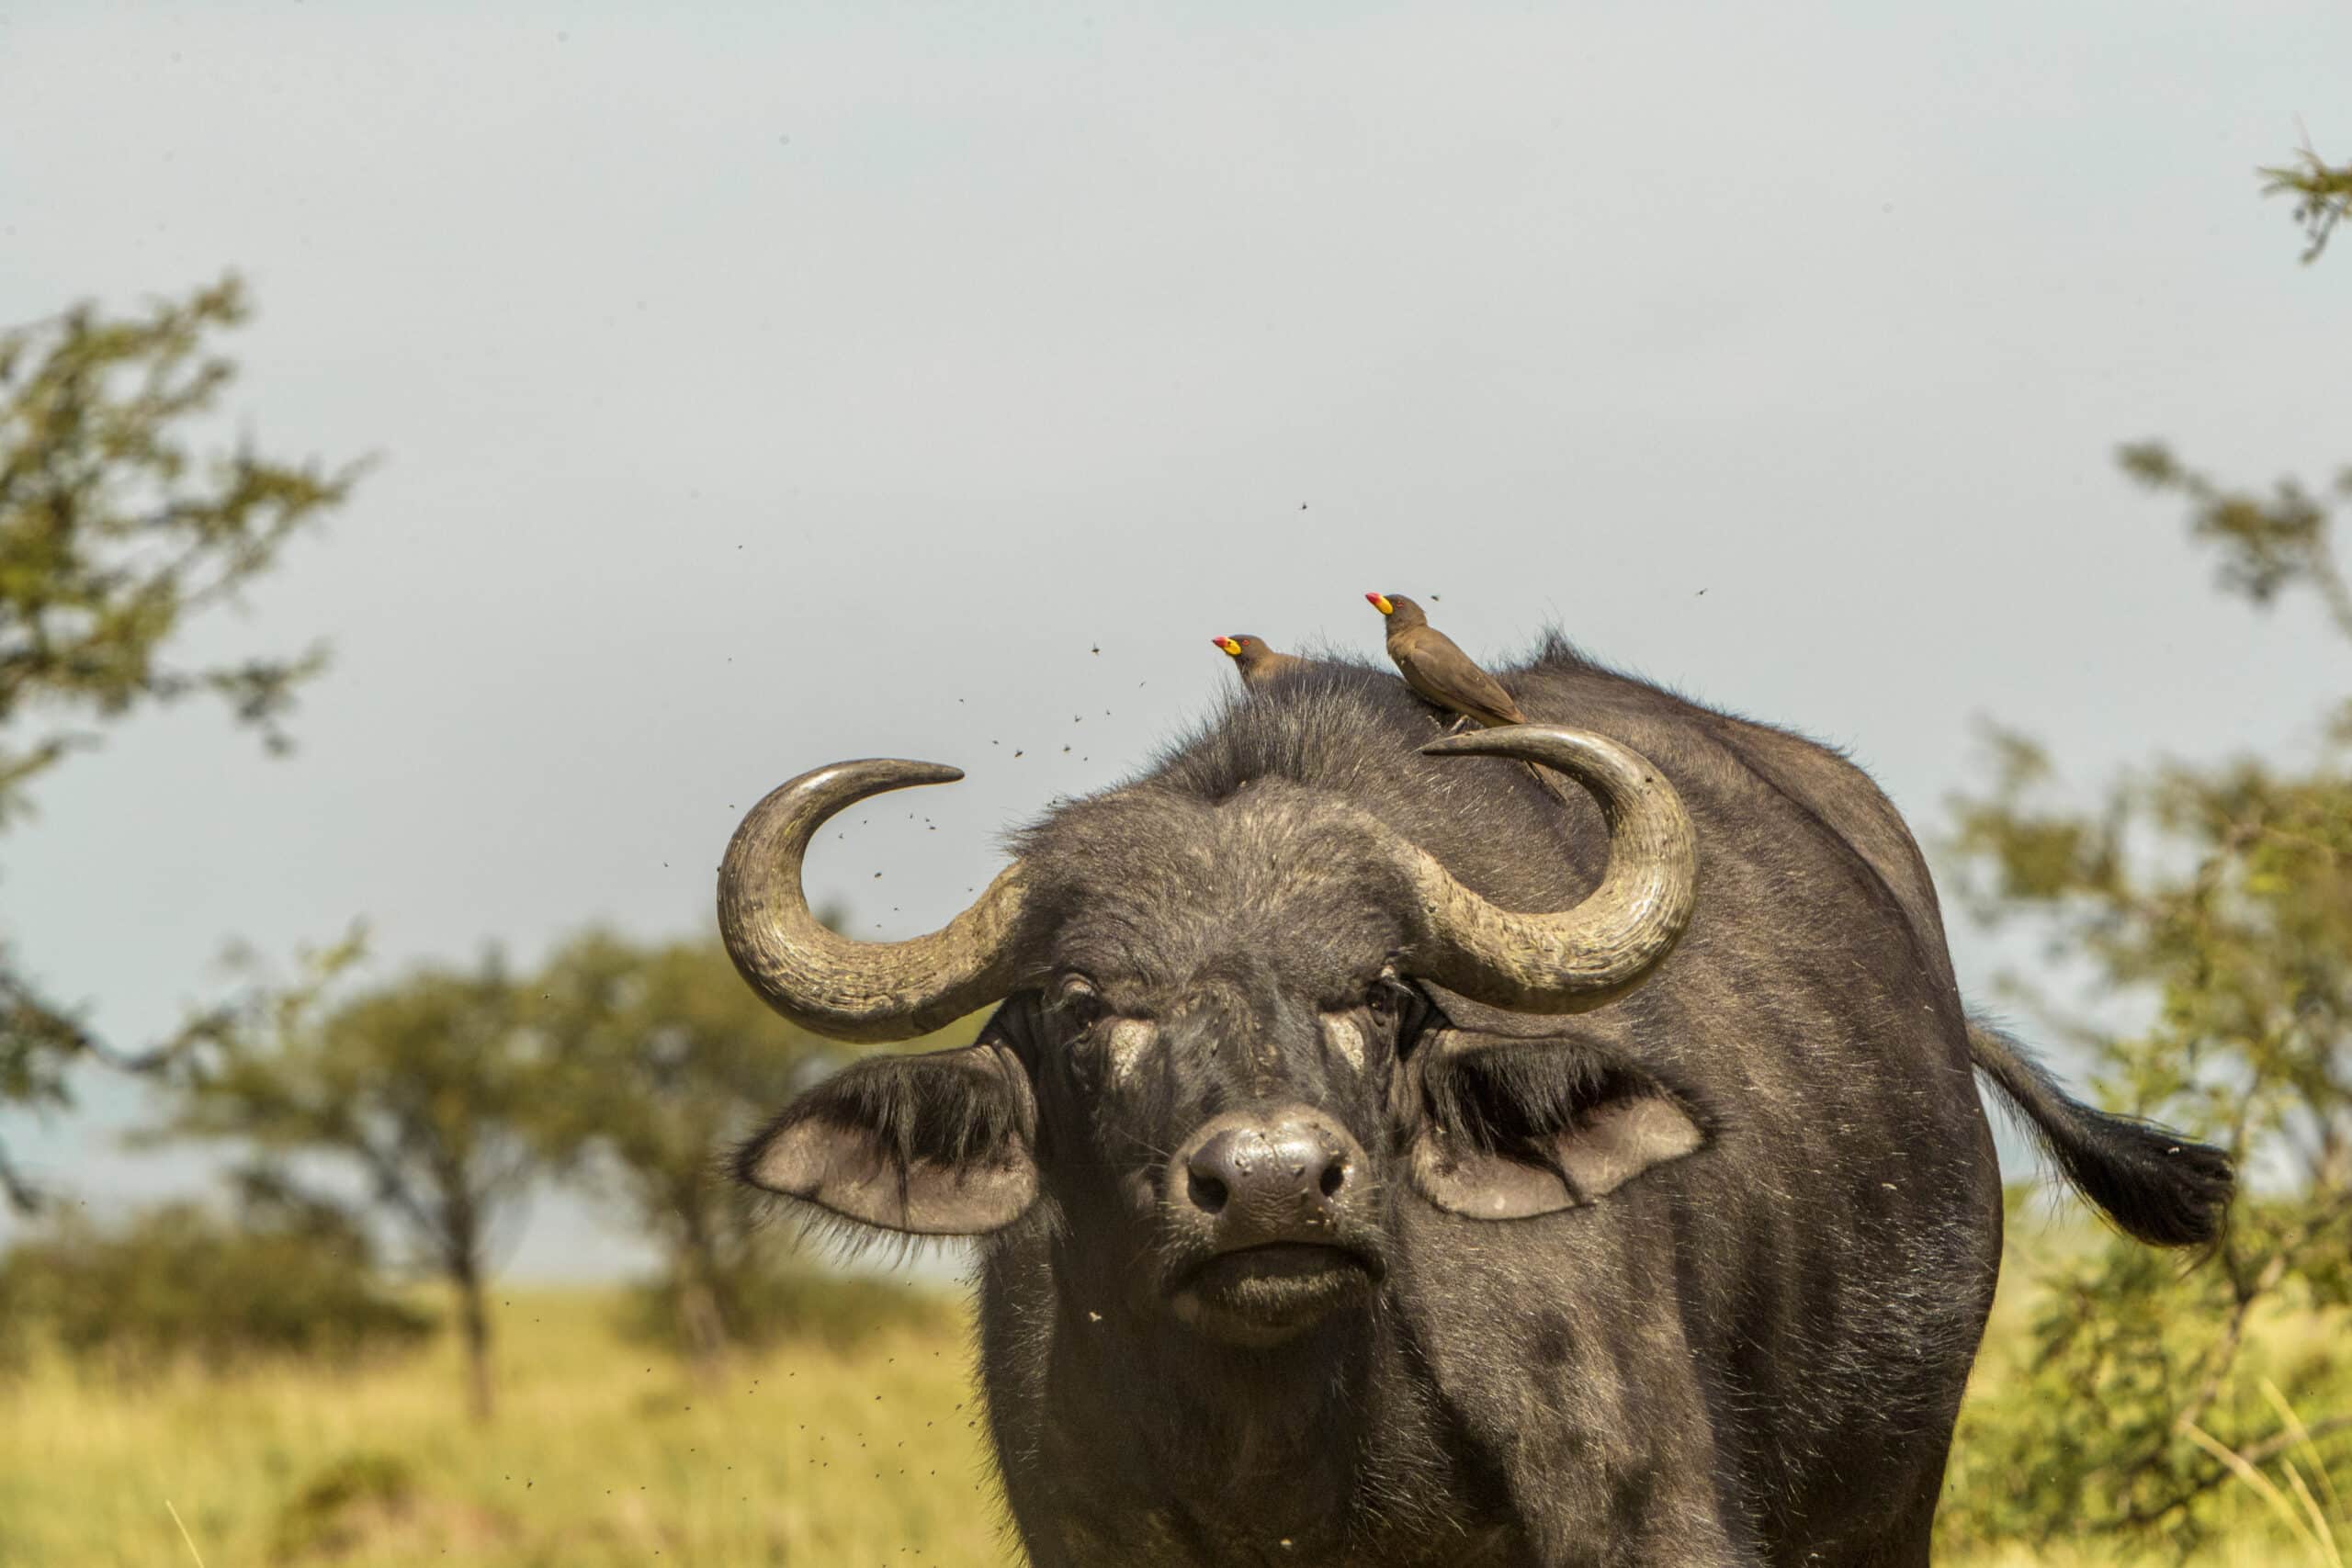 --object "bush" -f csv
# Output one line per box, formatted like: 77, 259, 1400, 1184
270, 1451, 417, 1561
620, 1257, 959, 1356
0, 1192, 435, 1372
266, 1449, 516, 1562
